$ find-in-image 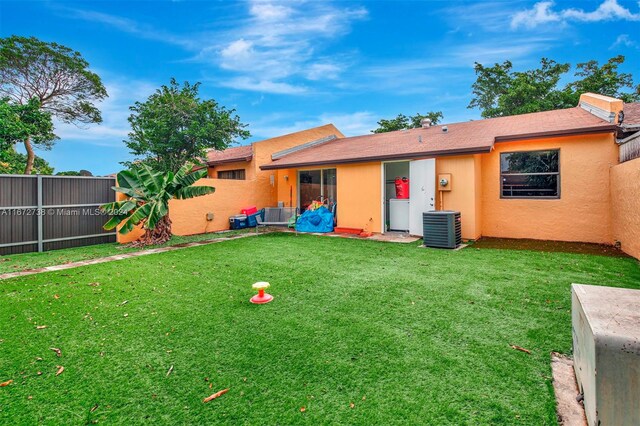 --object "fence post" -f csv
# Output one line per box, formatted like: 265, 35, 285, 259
37, 175, 43, 252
